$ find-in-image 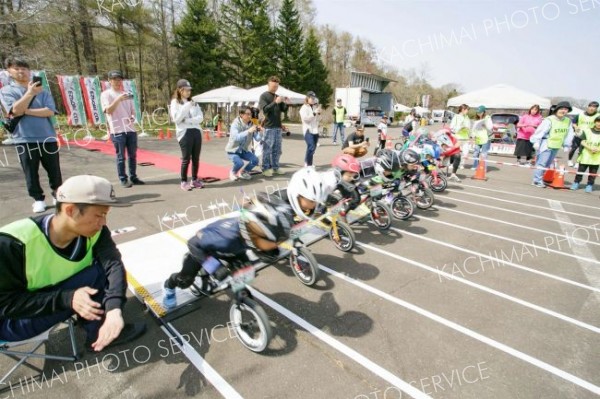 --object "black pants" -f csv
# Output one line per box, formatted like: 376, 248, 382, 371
569, 136, 582, 161
574, 163, 598, 186
450, 153, 461, 174
16, 141, 63, 201
179, 128, 202, 182
374, 139, 386, 155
